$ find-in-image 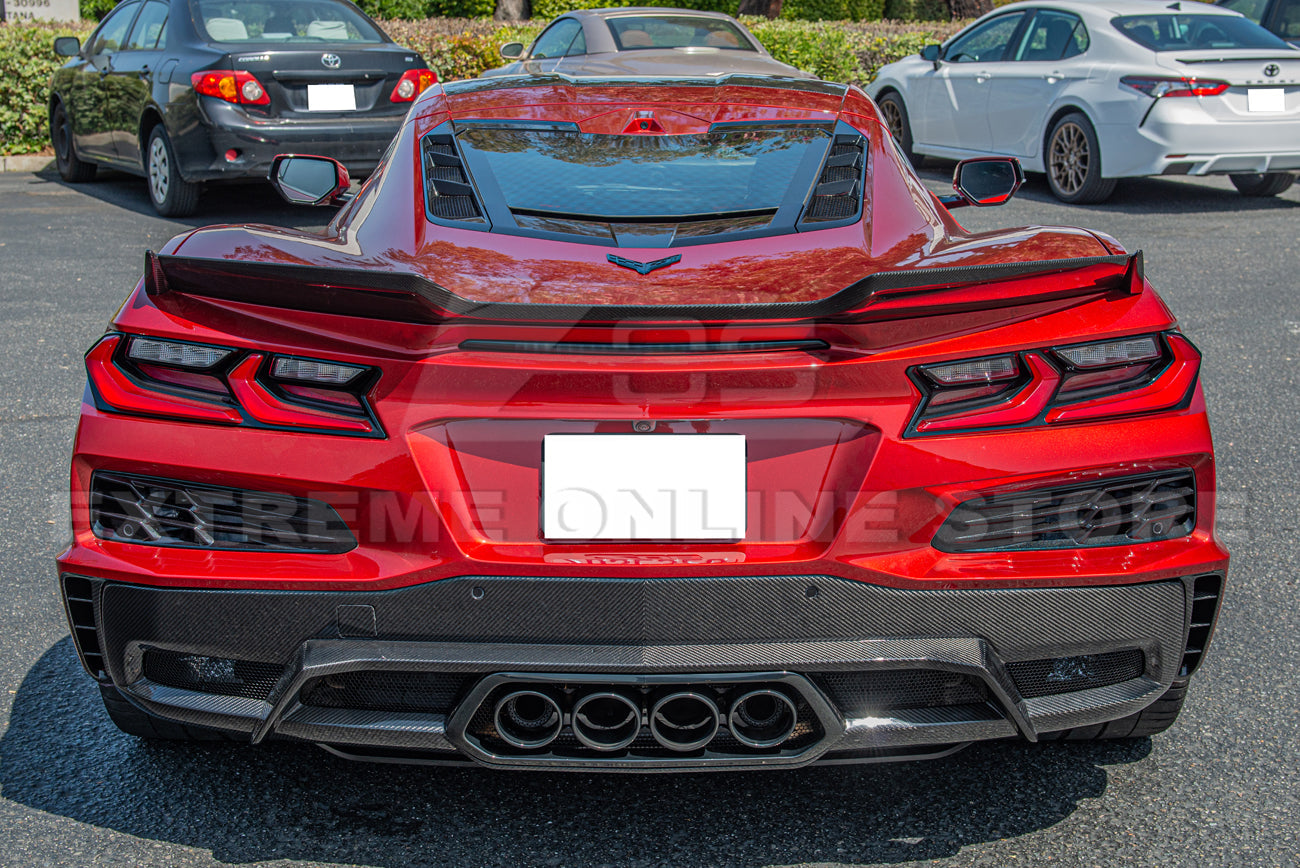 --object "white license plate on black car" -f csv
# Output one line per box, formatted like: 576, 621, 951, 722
542, 434, 746, 540
307, 84, 356, 111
